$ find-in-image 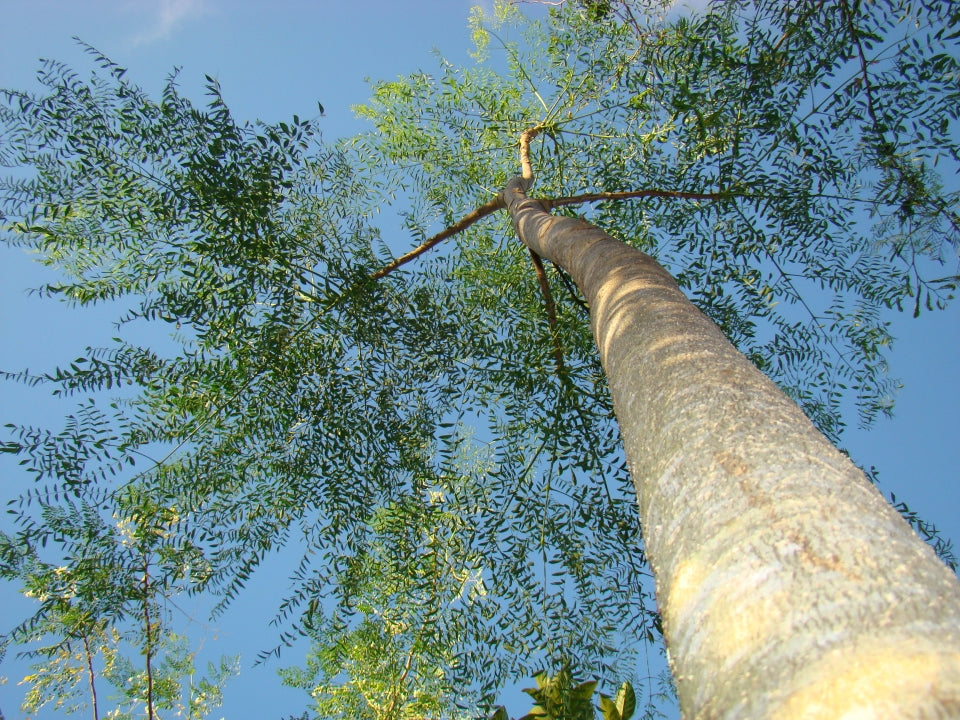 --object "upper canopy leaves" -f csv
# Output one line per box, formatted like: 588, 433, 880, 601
358, 0, 959, 436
